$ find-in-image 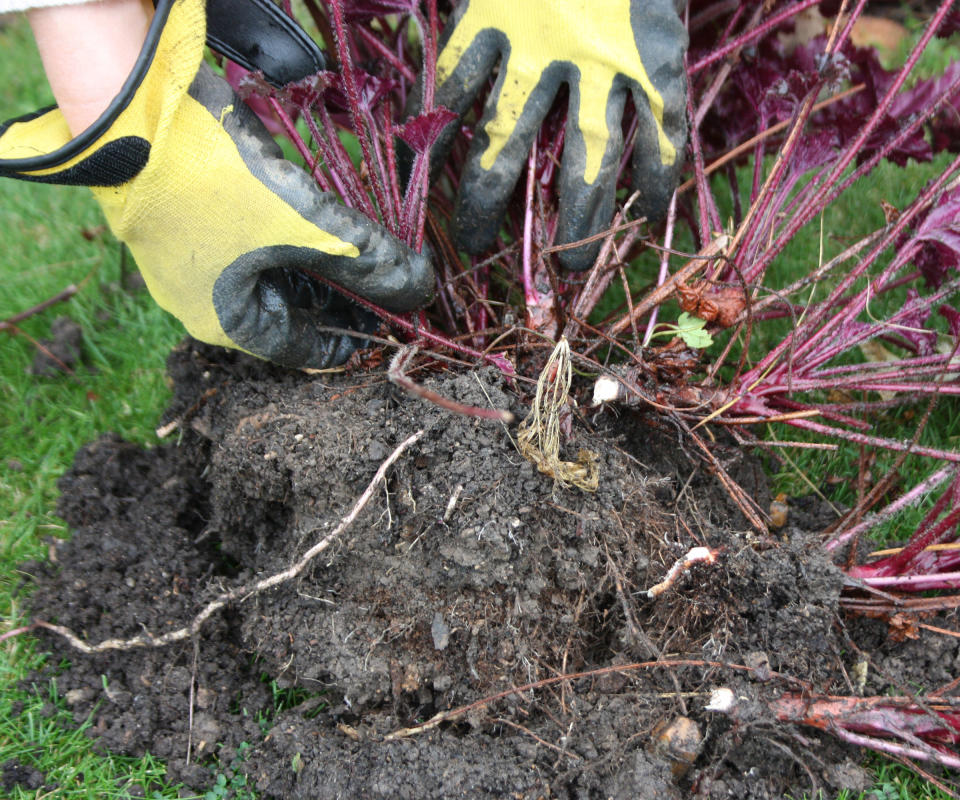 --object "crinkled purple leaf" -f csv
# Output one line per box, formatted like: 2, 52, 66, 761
278, 72, 336, 108
890, 61, 960, 120
939, 5, 960, 38
940, 304, 960, 339
913, 185, 960, 288
824, 41, 933, 166
701, 33, 937, 166
326, 67, 397, 113
893, 289, 937, 356
788, 129, 839, 174
890, 61, 960, 157
227, 62, 274, 101
394, 107, 458, 153
917, 241, 960, 288
224, 62, 297, 138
